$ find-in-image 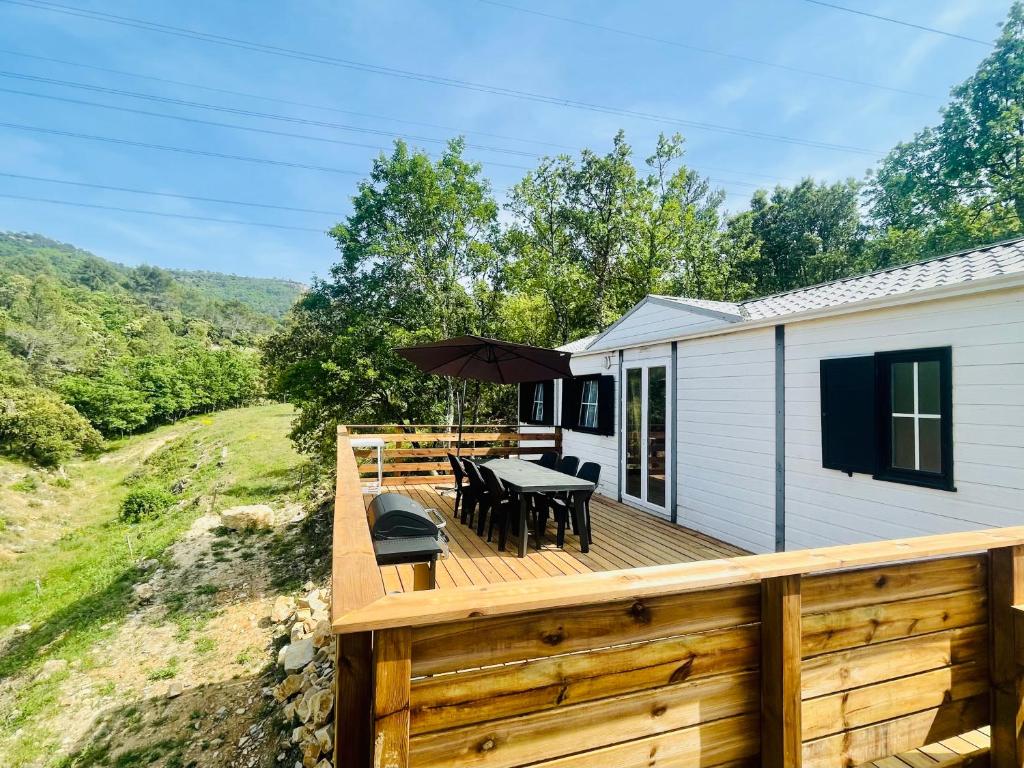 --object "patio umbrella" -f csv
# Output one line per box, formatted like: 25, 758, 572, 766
394, 335, 573, 453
